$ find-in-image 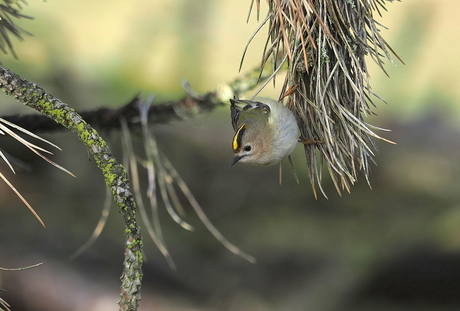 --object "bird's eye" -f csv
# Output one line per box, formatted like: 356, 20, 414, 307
244, 145, 252, 152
